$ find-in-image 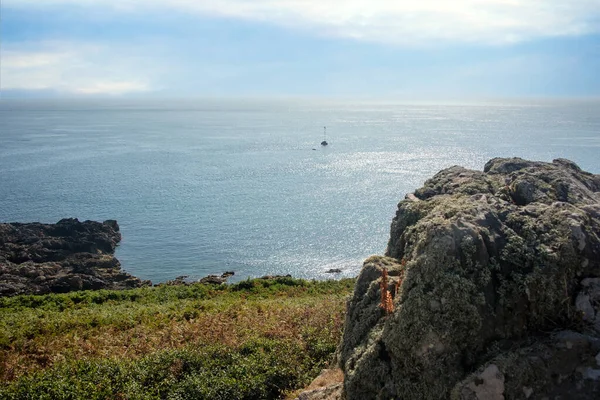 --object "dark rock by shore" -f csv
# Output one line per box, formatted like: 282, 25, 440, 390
336, 158, 600, 399
157, 271, 237, 286
0, 218, 149, 296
